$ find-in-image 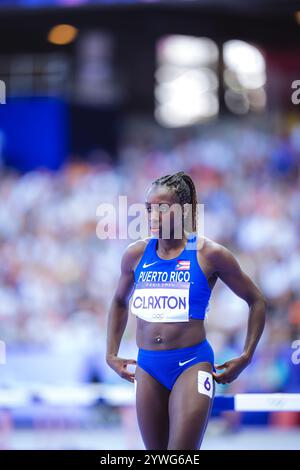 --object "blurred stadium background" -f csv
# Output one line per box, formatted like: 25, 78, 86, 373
0, 0, 300, 450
